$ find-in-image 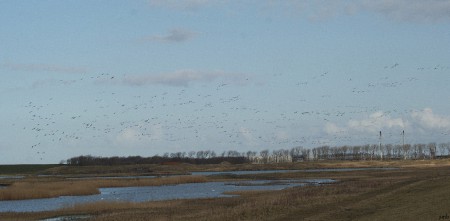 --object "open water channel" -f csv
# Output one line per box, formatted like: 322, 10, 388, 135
0, 168, 395, 212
